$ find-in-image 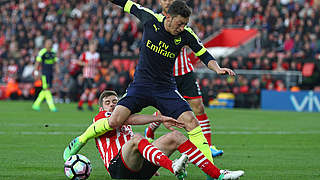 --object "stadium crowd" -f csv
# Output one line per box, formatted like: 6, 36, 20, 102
0, 0, 320, 108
